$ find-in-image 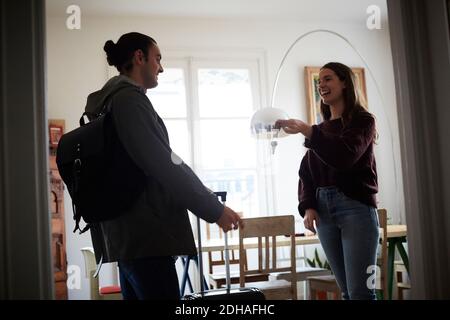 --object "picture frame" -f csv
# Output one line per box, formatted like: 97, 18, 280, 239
304, 66, 367, 125
49, 120, 65, 147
